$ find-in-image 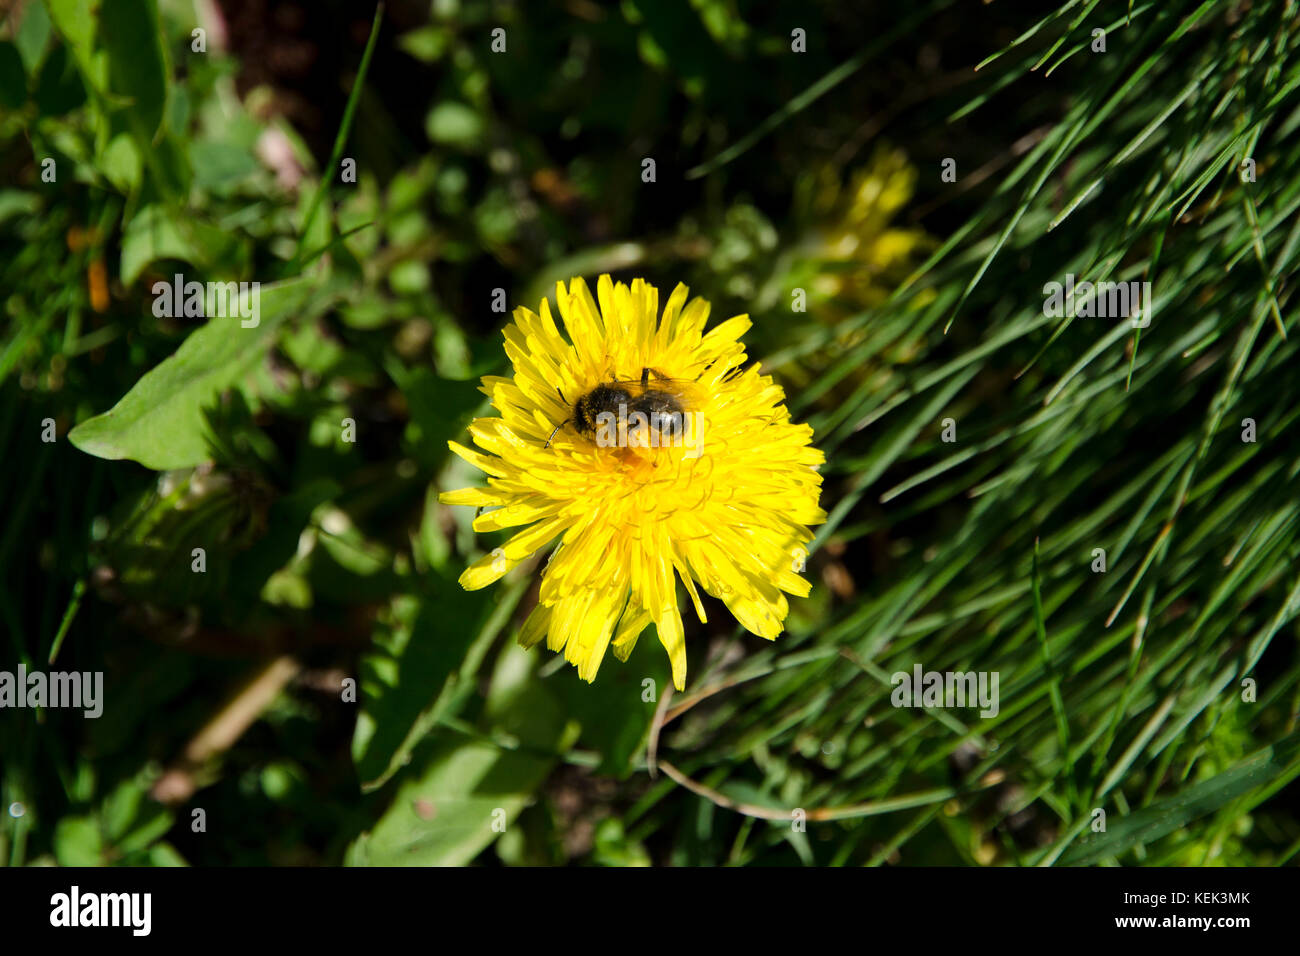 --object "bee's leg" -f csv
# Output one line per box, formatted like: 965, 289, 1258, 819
640, 367, 650, 388
544, 418, 570, 449
556, 385, 567, 403
474, 505, 485, 520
